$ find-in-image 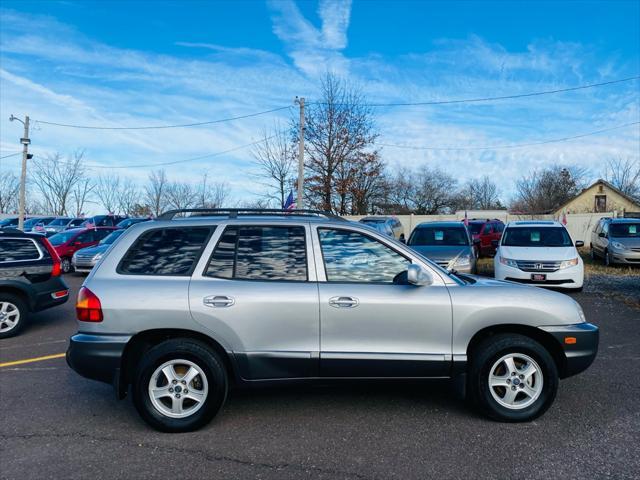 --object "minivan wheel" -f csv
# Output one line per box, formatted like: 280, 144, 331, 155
132, 339, 228, 432
468, 334, 558, 422
0, 294, 27, 339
